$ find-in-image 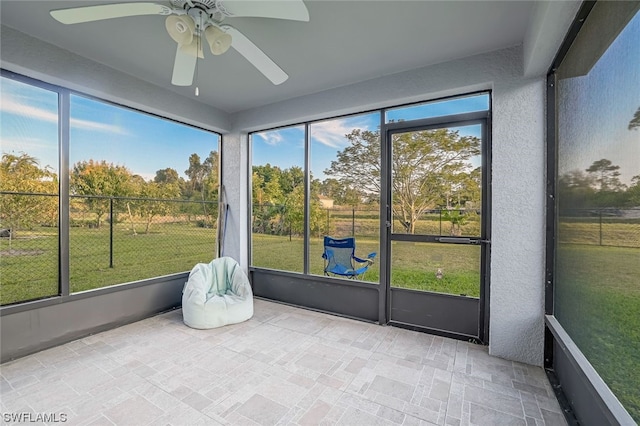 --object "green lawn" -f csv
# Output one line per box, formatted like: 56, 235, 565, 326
558, 219, 640, 247
252, 234, 481, 297
0, 223, 217, 304
556, 243, 640, 422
